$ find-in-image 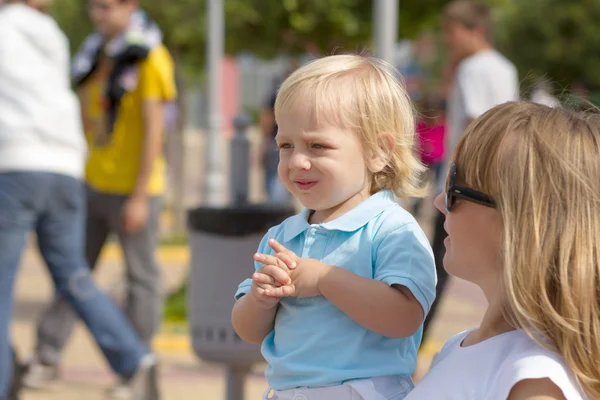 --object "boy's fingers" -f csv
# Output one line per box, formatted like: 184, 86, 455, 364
253, 272, 276, 286
276, 252, 297, 269
256, 286, 280, 301
260, 264, 291, 285
264, 284, 295, 298
268, 239, 297, 259
254, 253, 286, 269
255, 252, 294, 272
267, 238, 286, 253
